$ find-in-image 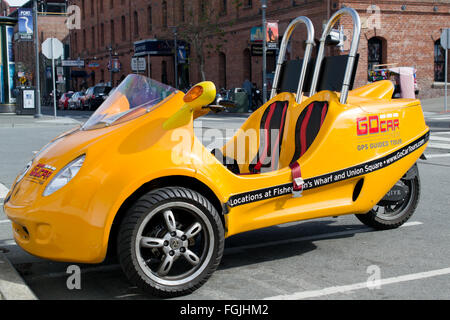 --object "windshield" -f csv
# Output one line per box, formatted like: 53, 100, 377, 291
94, 86, 111, 94
82, 74, 178, 130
